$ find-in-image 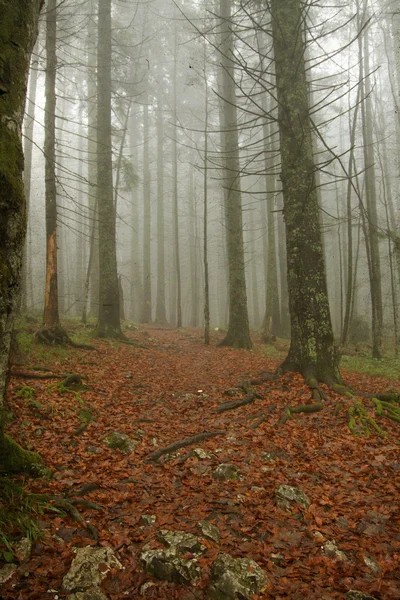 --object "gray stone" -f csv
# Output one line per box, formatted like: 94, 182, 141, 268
140, 547, 201, 584
208, 553, 269, 599
62, 547, 122, 592
198, 520, 220, 543
323, 540, 347, 562
275, 485, 310, 510
104, 432, 137, 453
363, 556, 380, 573
193, 448, 211, 460
15, 537, 32, 561
0, 564, 17, 584
139, 514, 156, 526
213, 464, 239, 481
67, 589, 108, 600
157, 530, 205, 555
